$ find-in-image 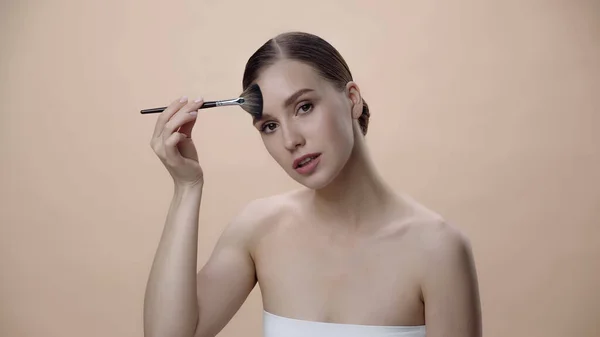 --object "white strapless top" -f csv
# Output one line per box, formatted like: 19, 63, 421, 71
263, 310, 426, 337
